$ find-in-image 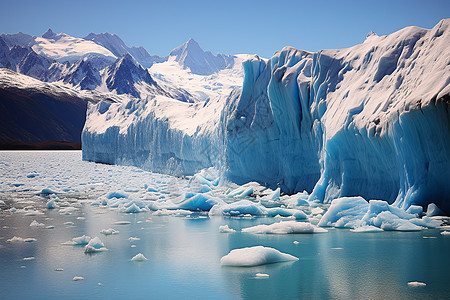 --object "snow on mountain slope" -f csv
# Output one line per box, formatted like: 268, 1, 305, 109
150, 54, 252, 101
32, 29, 116, 63
83, 19, 450, 214
84, 32, 163, 68
168, 38, 236, 75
